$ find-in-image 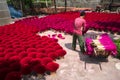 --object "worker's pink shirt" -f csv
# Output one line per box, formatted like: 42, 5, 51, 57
74, 17, 86, 35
